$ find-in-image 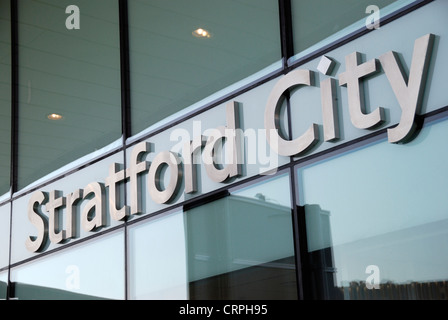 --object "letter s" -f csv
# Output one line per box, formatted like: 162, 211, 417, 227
25, 191, 49, 252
